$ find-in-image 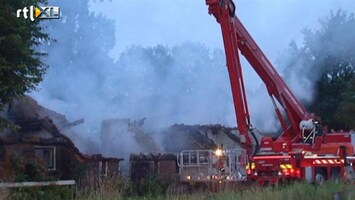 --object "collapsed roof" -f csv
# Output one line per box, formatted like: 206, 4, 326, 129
160, 124, 242, 153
